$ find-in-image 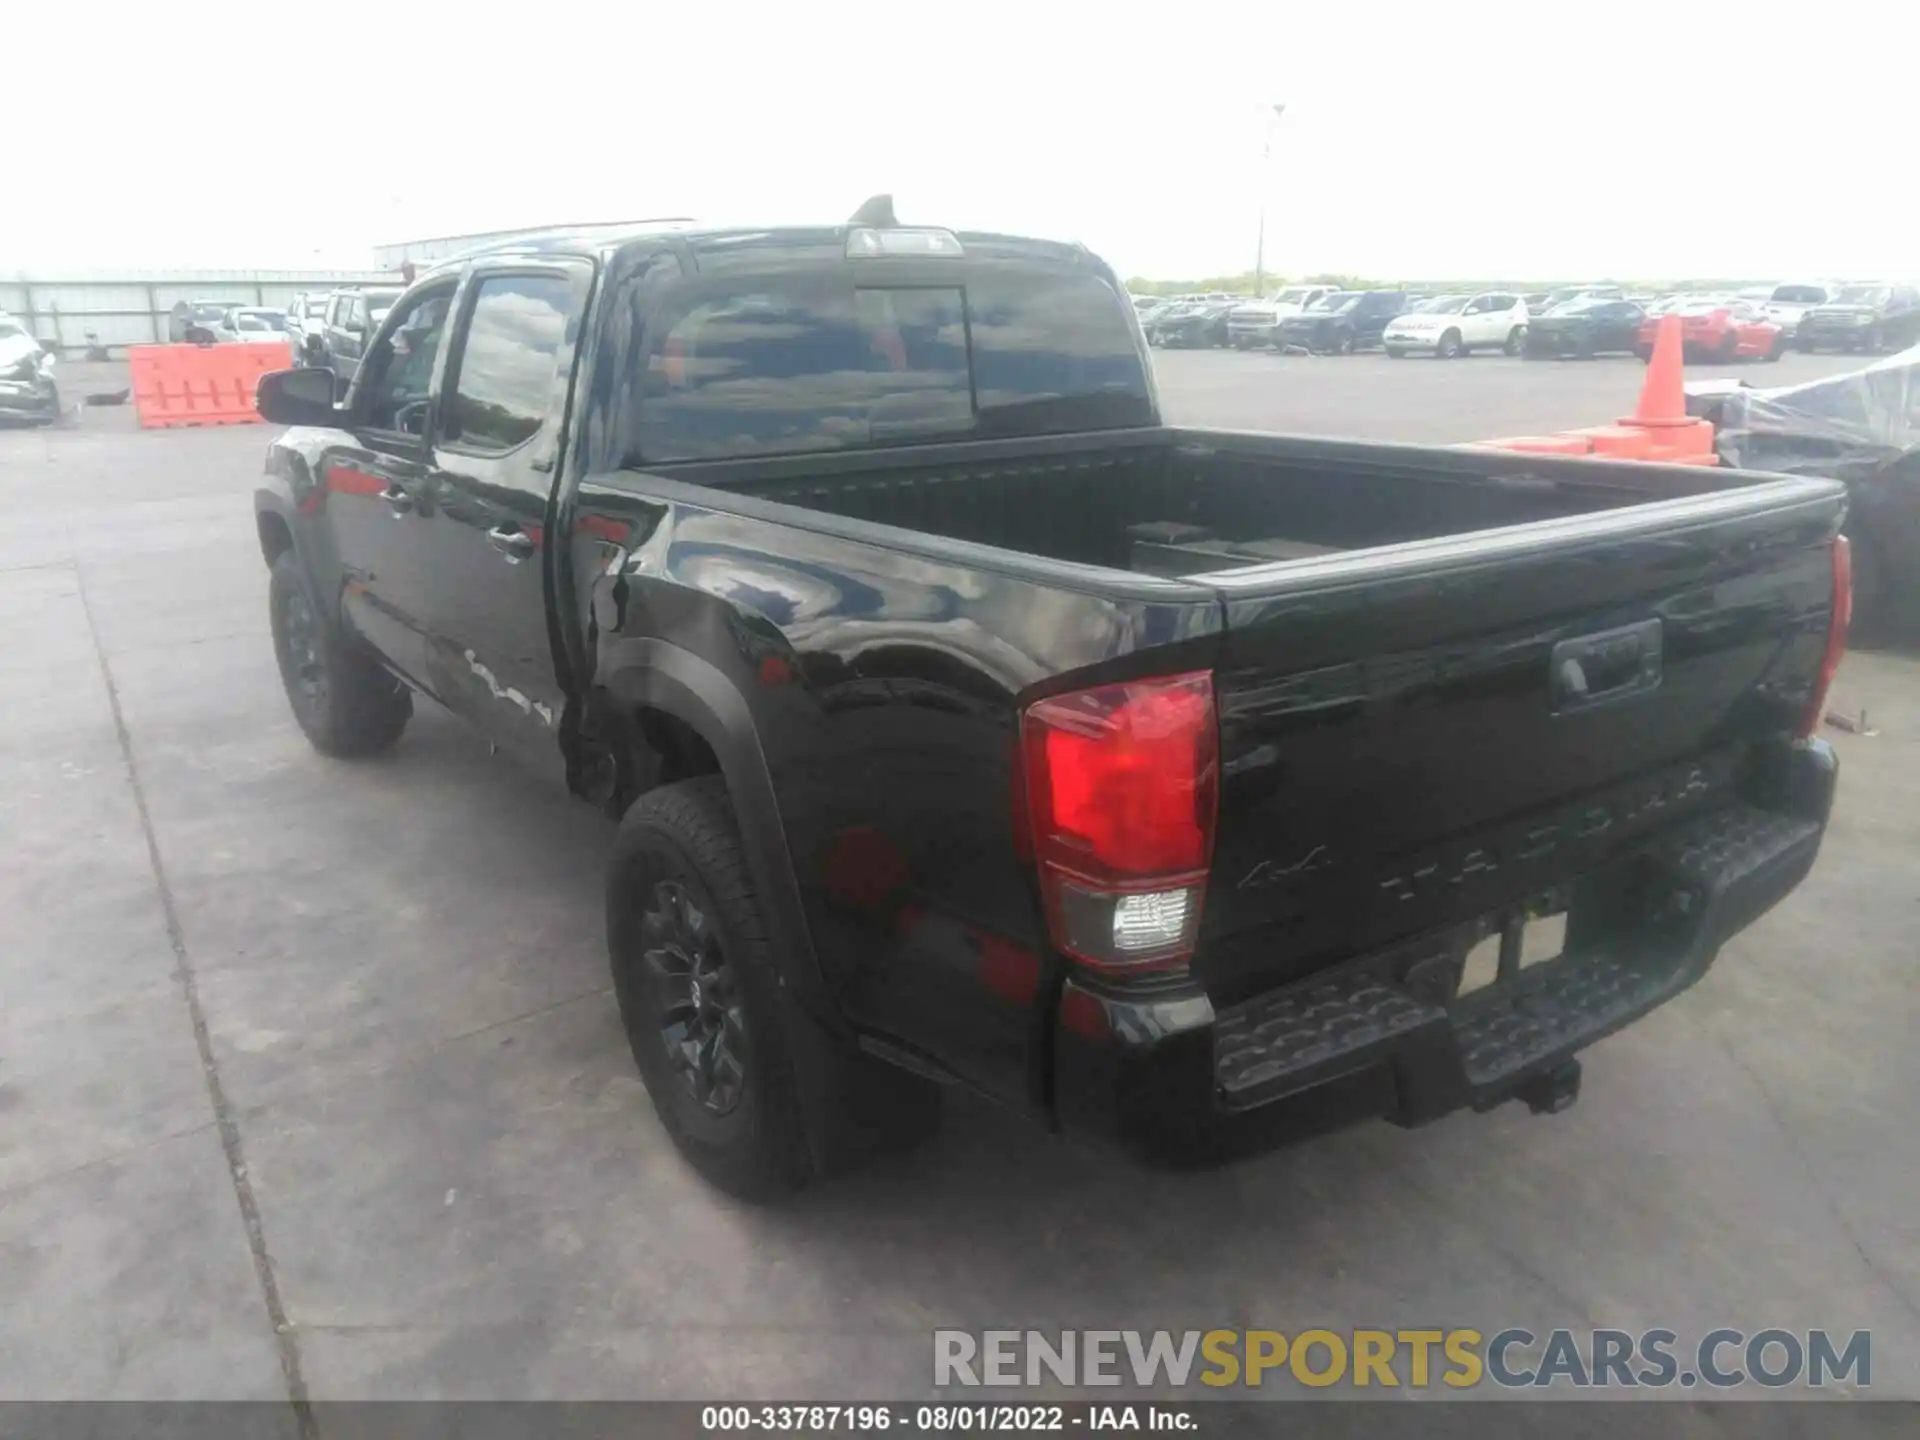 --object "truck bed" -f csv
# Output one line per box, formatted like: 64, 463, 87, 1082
650, 427, 1742, 578
622, 426, 1843, 1017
